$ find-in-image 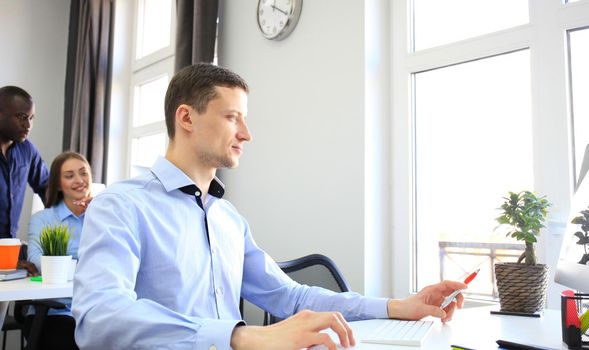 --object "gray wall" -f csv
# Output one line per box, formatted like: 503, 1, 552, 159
218, 1, 391, 297
0, 0, 70, 241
